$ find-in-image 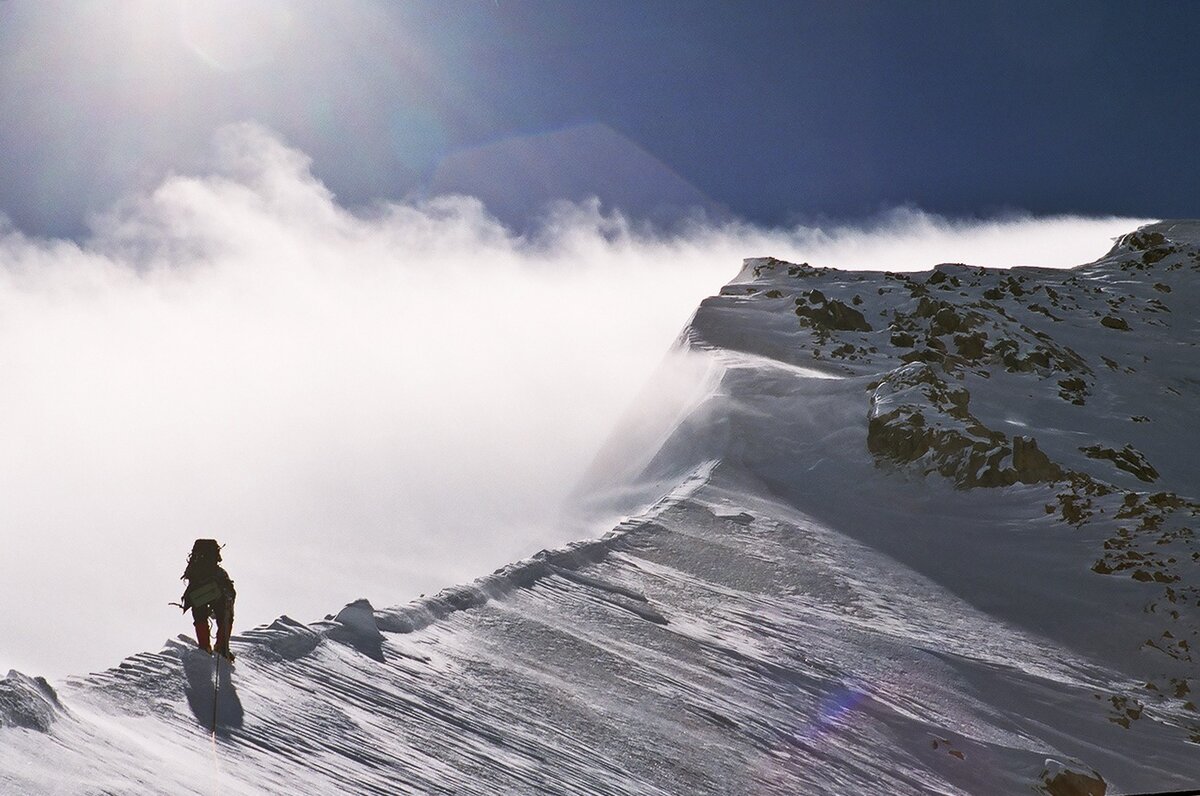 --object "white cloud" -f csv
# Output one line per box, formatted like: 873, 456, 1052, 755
0, 123, 1151, 677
